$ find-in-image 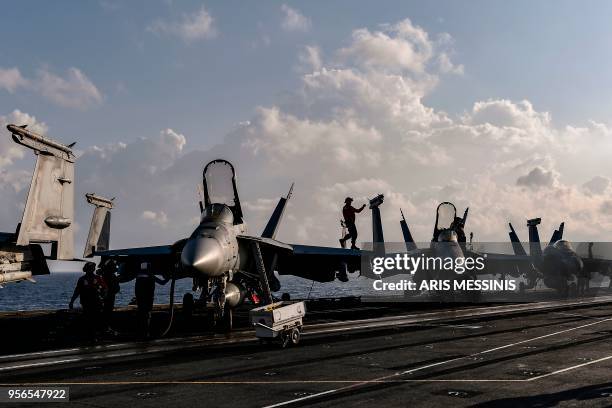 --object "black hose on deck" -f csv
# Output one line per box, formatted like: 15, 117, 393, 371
161, 274, 176, 337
